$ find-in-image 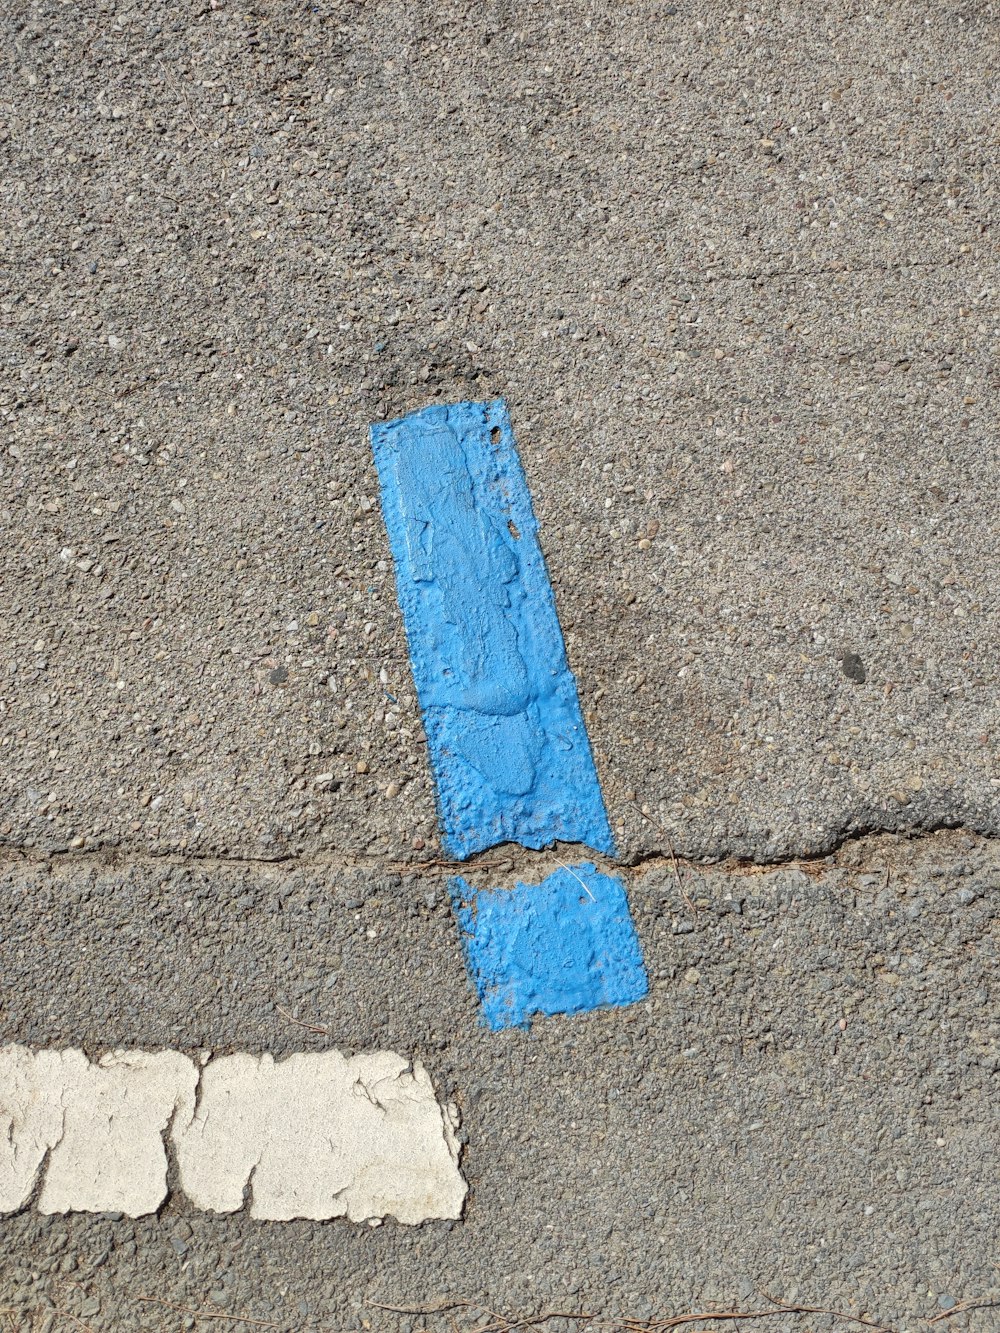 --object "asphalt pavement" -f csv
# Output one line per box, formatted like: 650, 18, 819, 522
0, 833, 997, 1330
1, 1, 998, 1329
